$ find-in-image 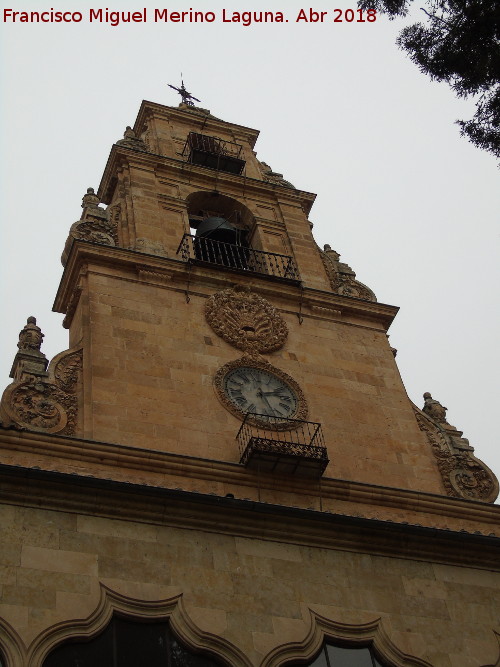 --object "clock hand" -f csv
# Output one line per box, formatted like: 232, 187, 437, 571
256, 388, 275, 416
